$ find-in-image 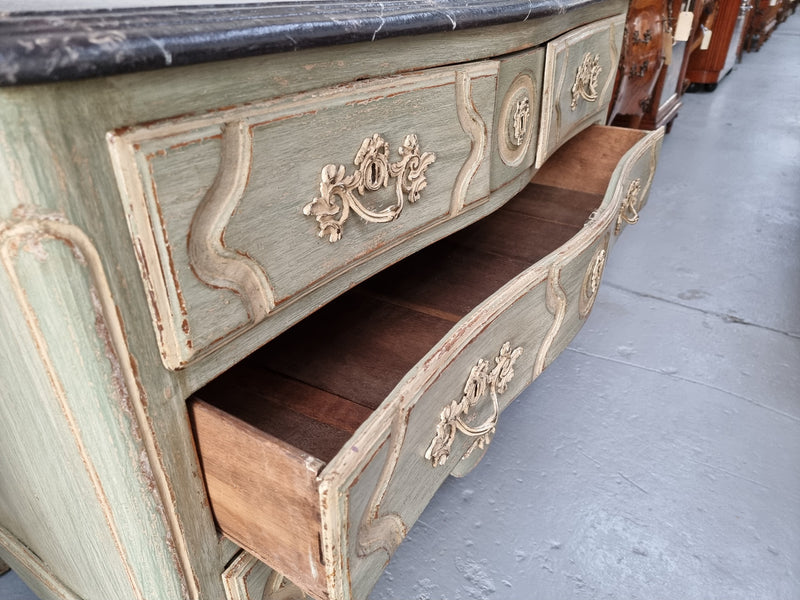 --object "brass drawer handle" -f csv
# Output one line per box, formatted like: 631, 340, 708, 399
303, 133, 436, 242
579, 234, 610, 319
616, 177, 642, 234
426, 342, 524, 467
571, 52, 602, 110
